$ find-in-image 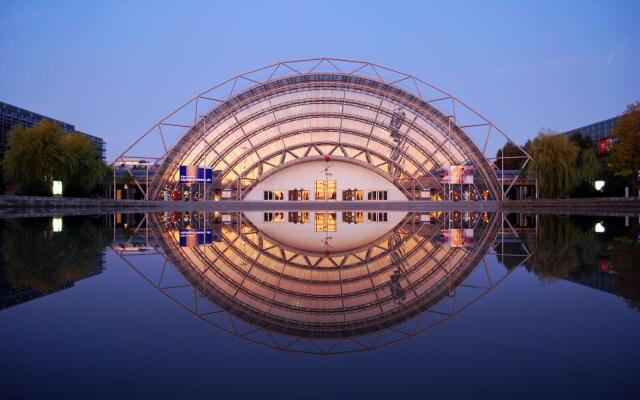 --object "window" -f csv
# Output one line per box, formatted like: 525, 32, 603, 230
367, 190, 388, 200
315, 181, 336, 200
367, 212, 388, 222
342, 189, 364, 201
315, 212, 337, 232
264, 190, 284, 200
264, 212, 285, 222
288, 211, 309, 223
342, 211, 364, 224
288, 189, 309, 201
